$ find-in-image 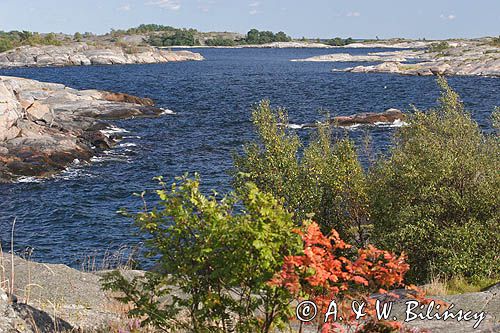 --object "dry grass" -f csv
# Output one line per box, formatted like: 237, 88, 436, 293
423, 275, 499, 296
79, 244, 141, 272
